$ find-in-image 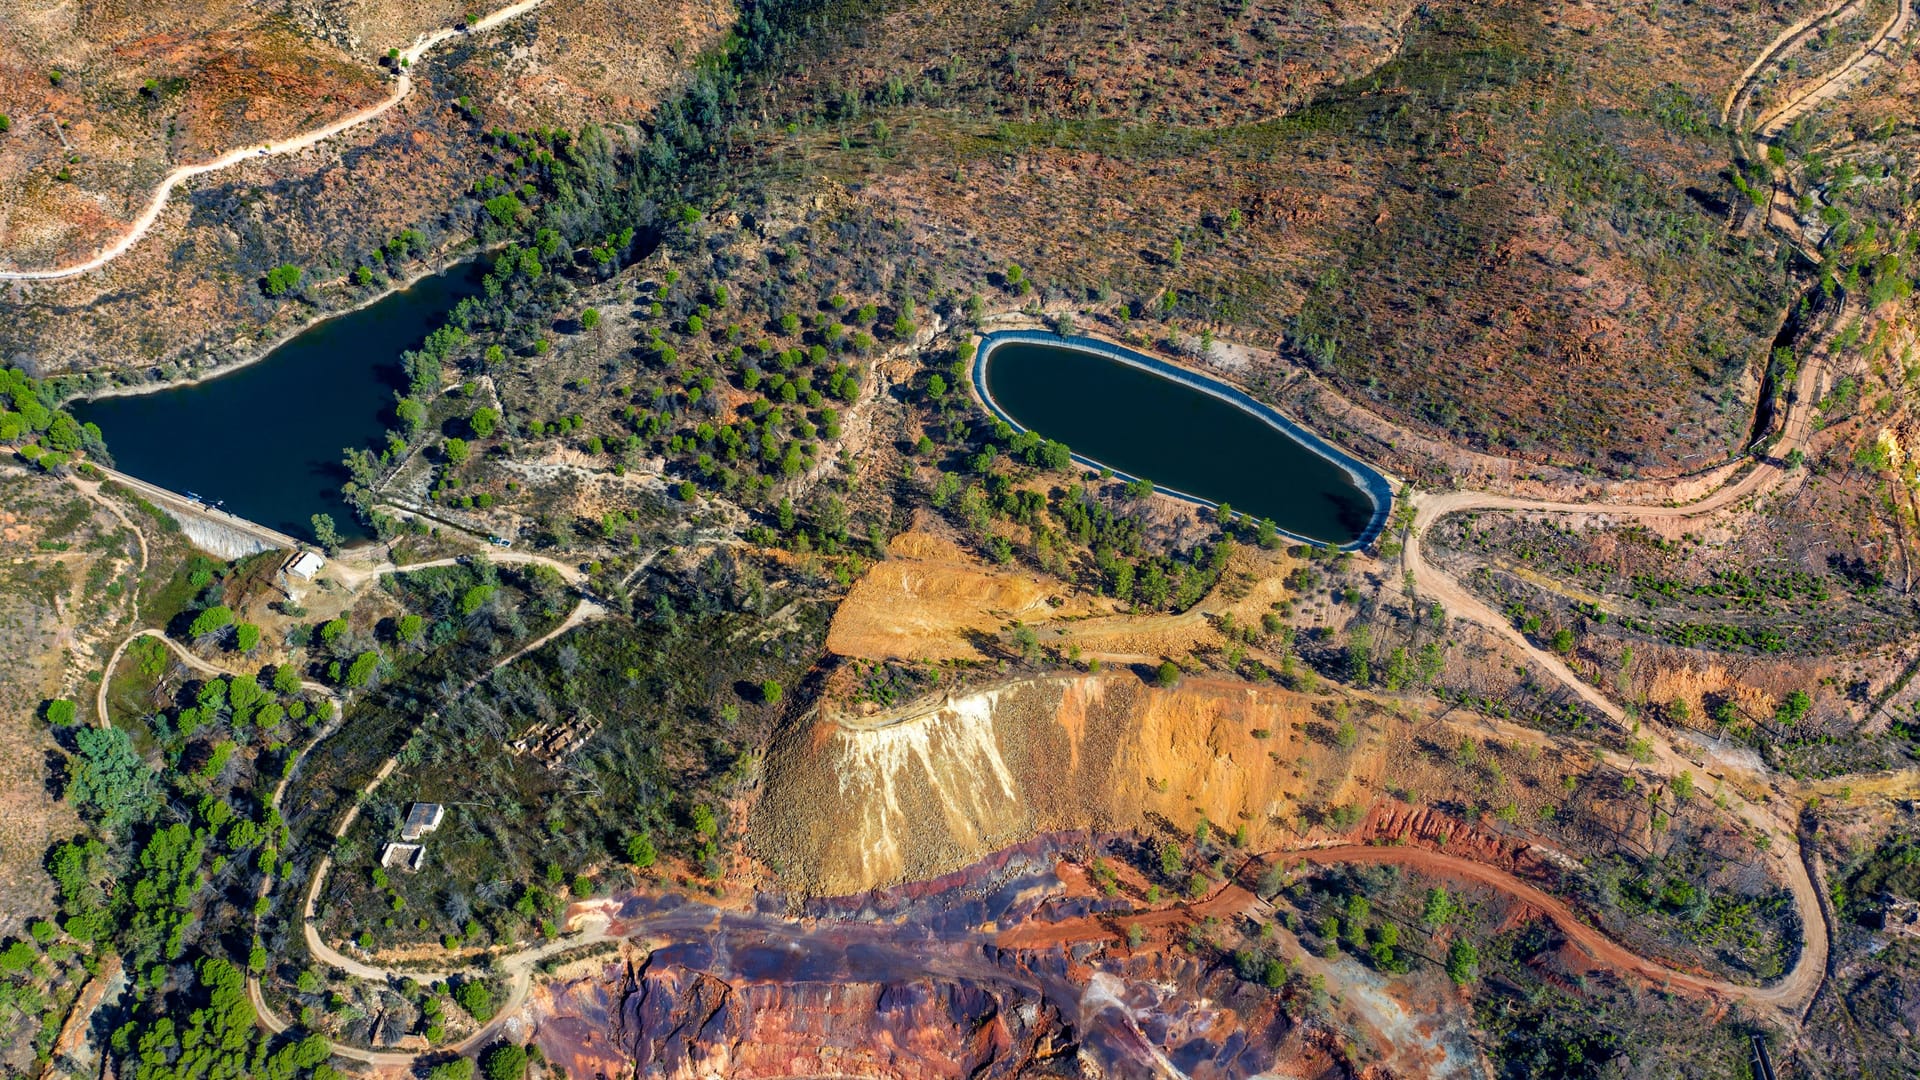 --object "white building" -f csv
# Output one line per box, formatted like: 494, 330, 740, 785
400, 803, 445, 841
284, 550, 326, 580
380, 842, 426, 872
